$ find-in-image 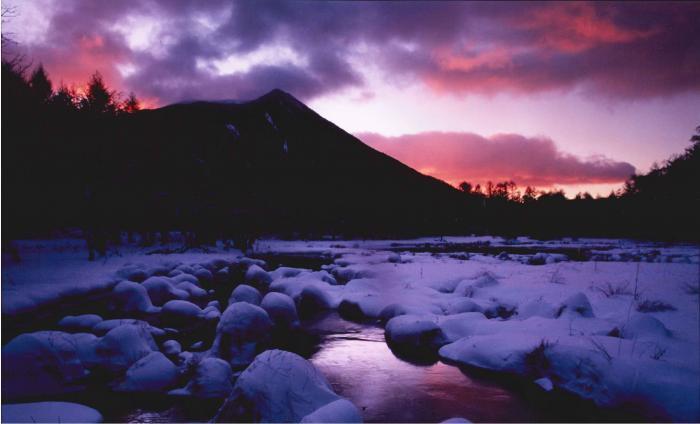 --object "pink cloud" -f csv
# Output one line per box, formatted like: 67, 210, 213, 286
357, 131, 635, 188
